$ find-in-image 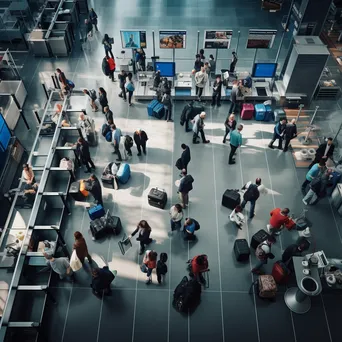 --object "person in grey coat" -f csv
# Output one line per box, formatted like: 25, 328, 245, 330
192, 112, 210, 144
